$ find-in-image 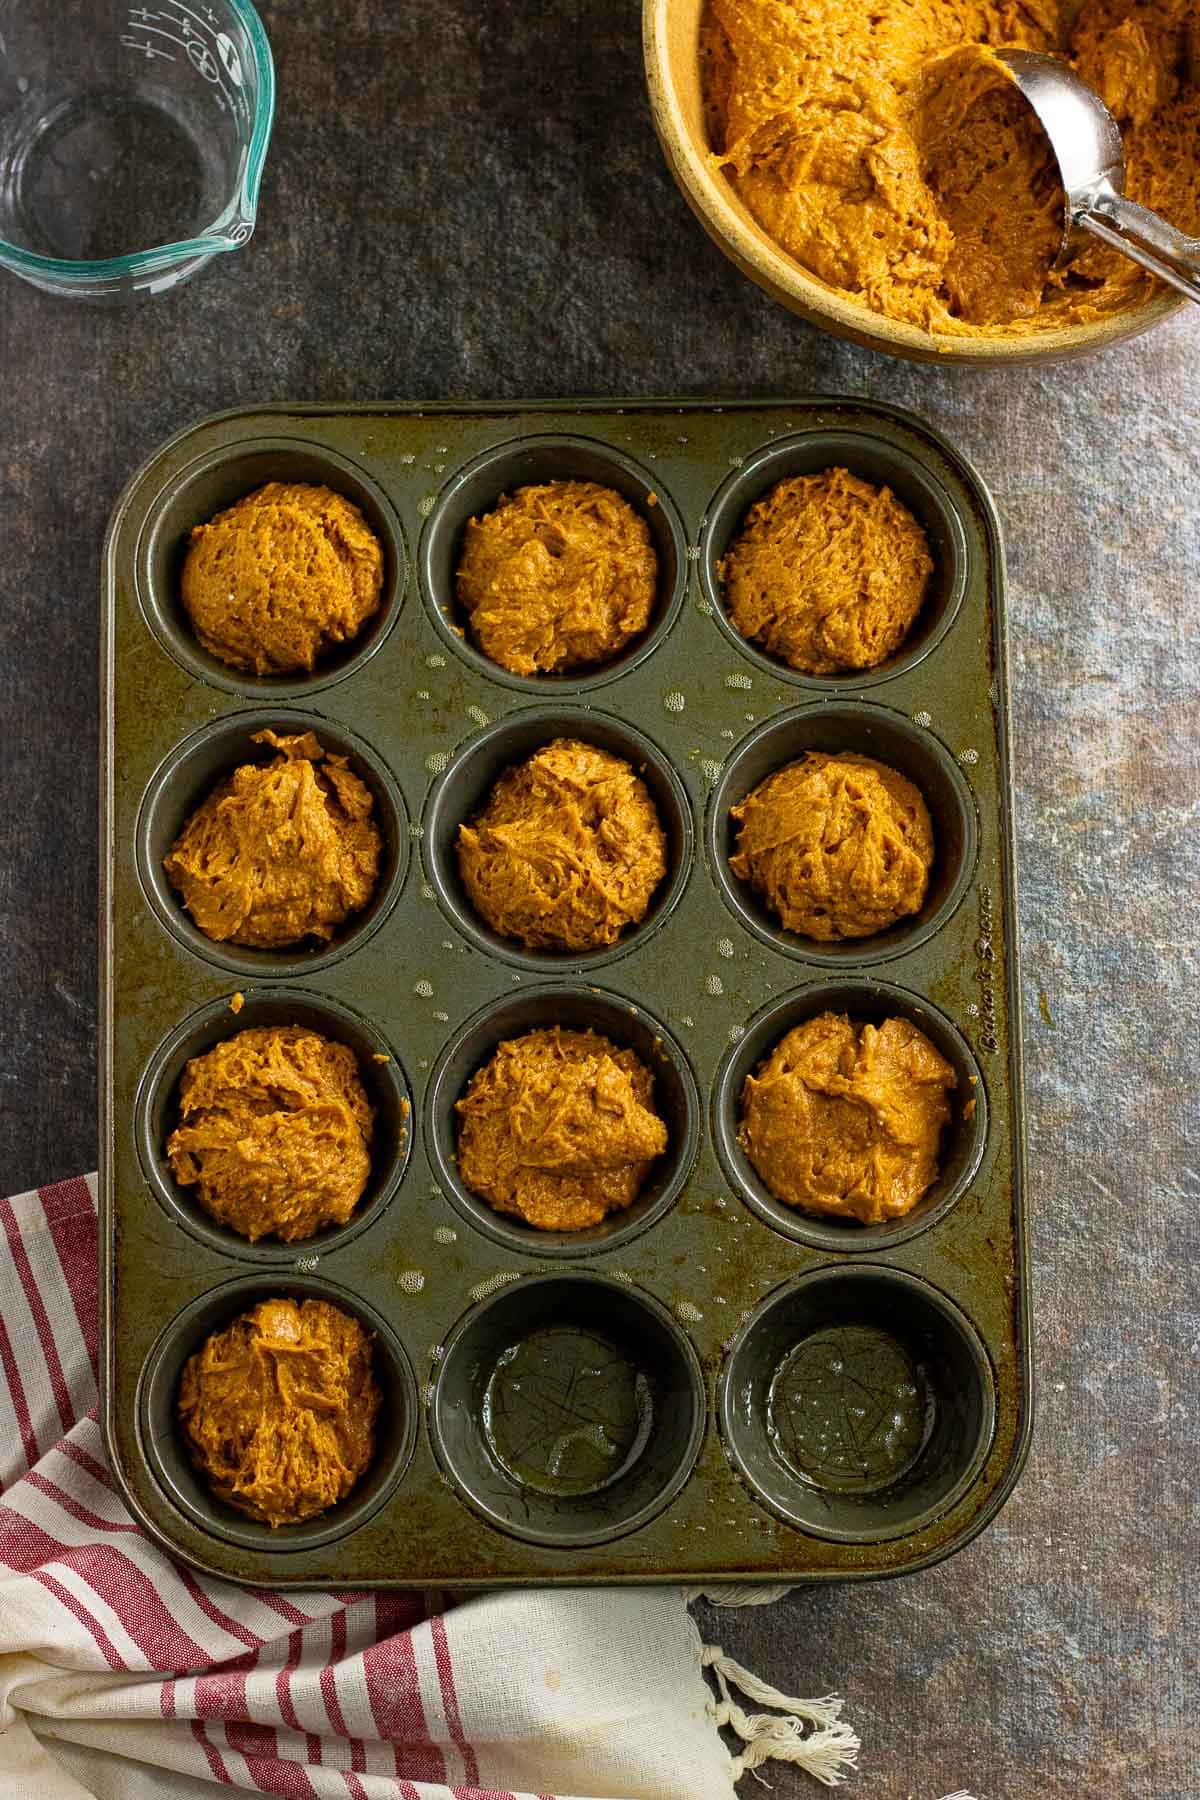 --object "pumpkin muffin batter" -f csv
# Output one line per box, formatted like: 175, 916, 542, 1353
456, 481, 658, 676
702, 0, 1200, 336
916, 44, 1066, 326
181, 482, 385, 676
164, 730, 382, 951
456, 1027, 669, 1230
730, 751, 933, 941
167, 1026, 374, 1244
456, 738, 668, 952
178, 1297, 380, 1527
720, 468, 934, 675
739, 1011, 956, 1224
